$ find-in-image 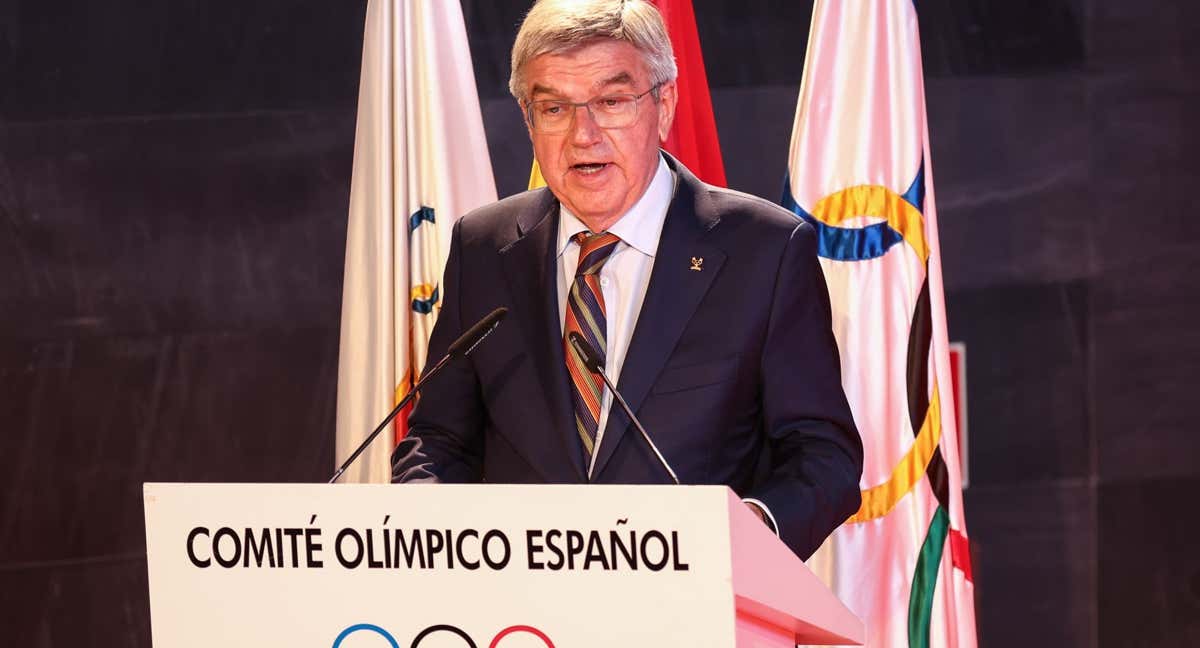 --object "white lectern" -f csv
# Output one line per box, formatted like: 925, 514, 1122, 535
143, 483, 862, 647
